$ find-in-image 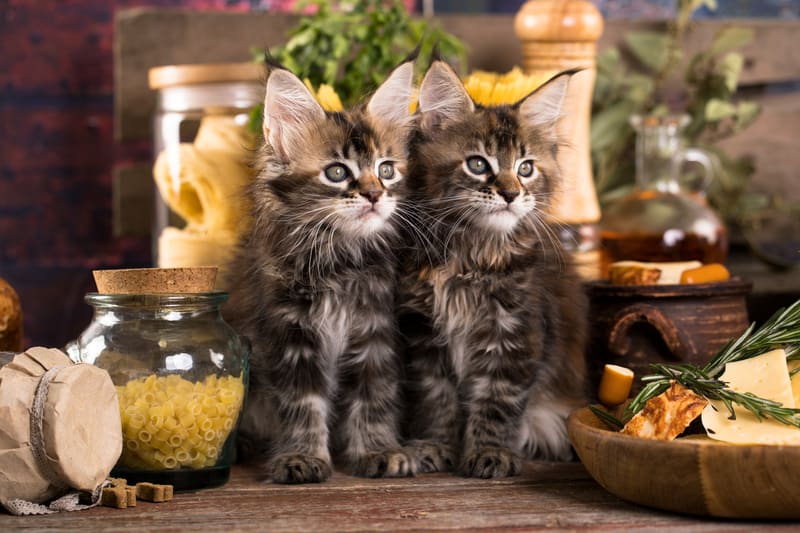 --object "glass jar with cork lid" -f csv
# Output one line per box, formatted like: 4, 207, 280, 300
148, 63, 264, 289
66, 267, 250, 491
